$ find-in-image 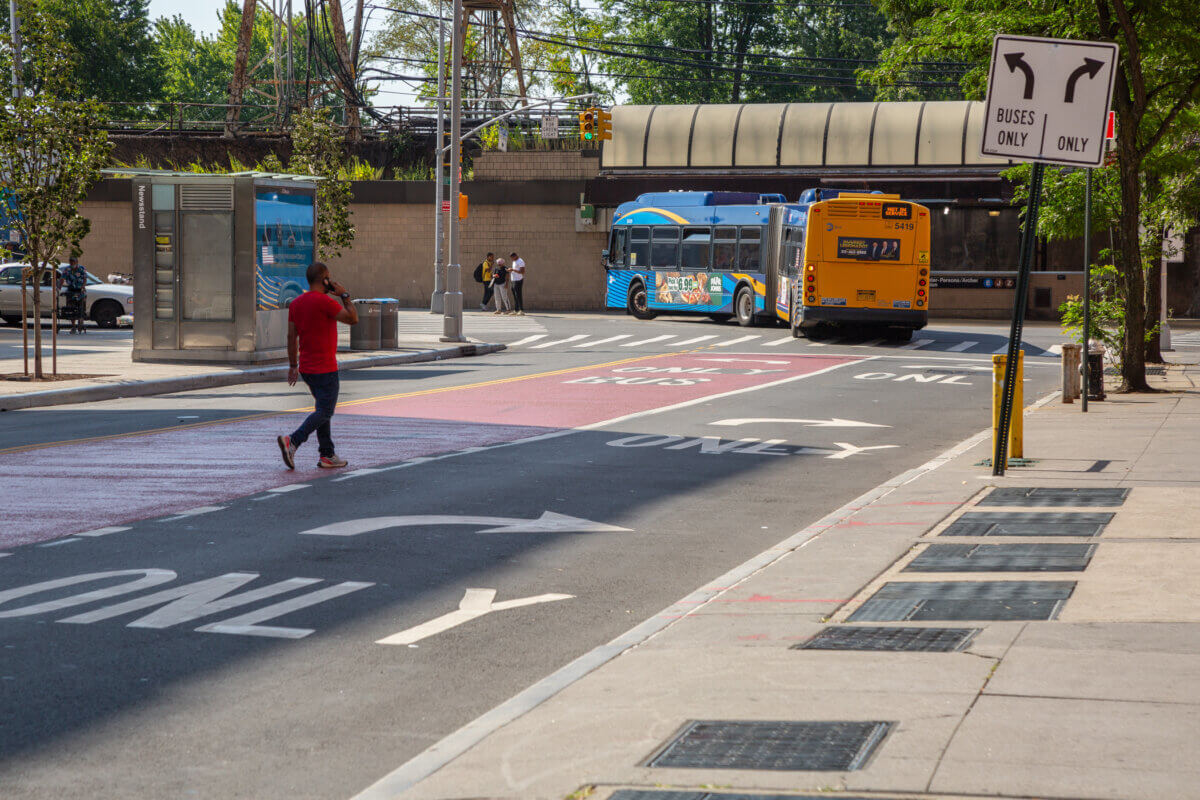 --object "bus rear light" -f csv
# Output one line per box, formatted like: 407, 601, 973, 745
917, 300, 925, 307
919, 279, 927, 286
917, 289, 926, 297
806, 264, 815, 271
806, 295, 815, 303
920, 268, 928, 276
806, 275, 814, 282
